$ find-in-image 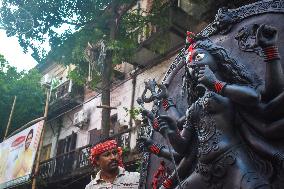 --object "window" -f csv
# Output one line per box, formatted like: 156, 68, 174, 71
89, 129, 102, 145
56, 132, 77, 155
